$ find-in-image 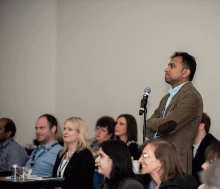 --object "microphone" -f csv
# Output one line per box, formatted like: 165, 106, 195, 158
139, 87, 151, 115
